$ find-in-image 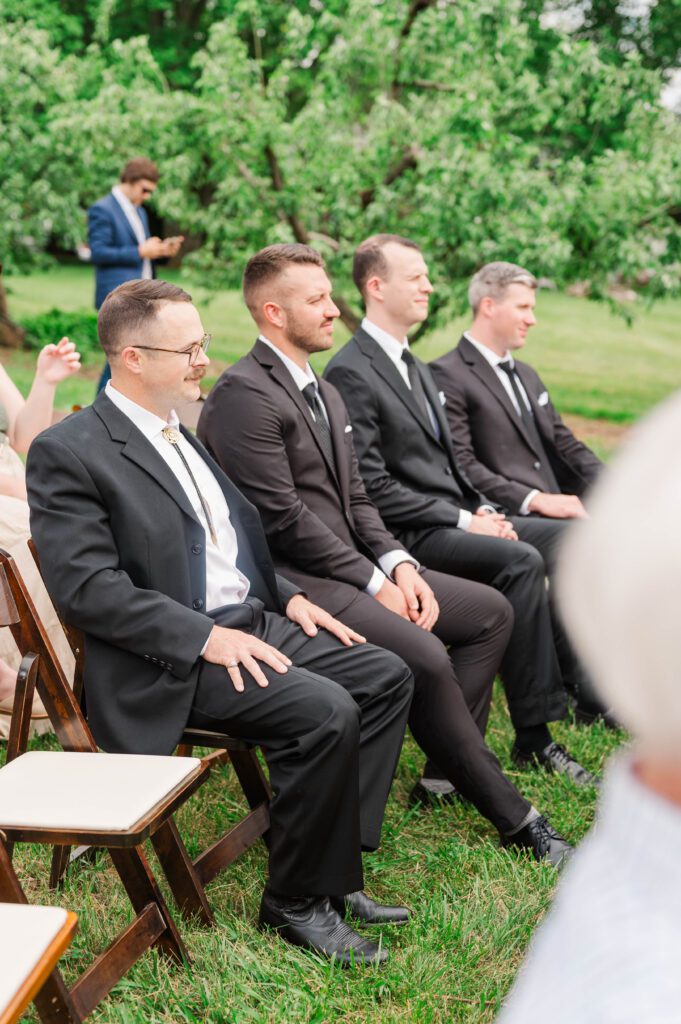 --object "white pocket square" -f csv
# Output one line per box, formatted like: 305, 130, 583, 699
344, 424, 353, 433
438, 391, 446, 406
537, 391, 549, 406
